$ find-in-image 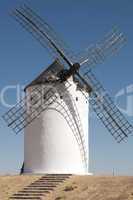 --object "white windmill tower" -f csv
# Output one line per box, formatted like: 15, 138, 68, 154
23, 60, 90, 174
3, 5, 133, 175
